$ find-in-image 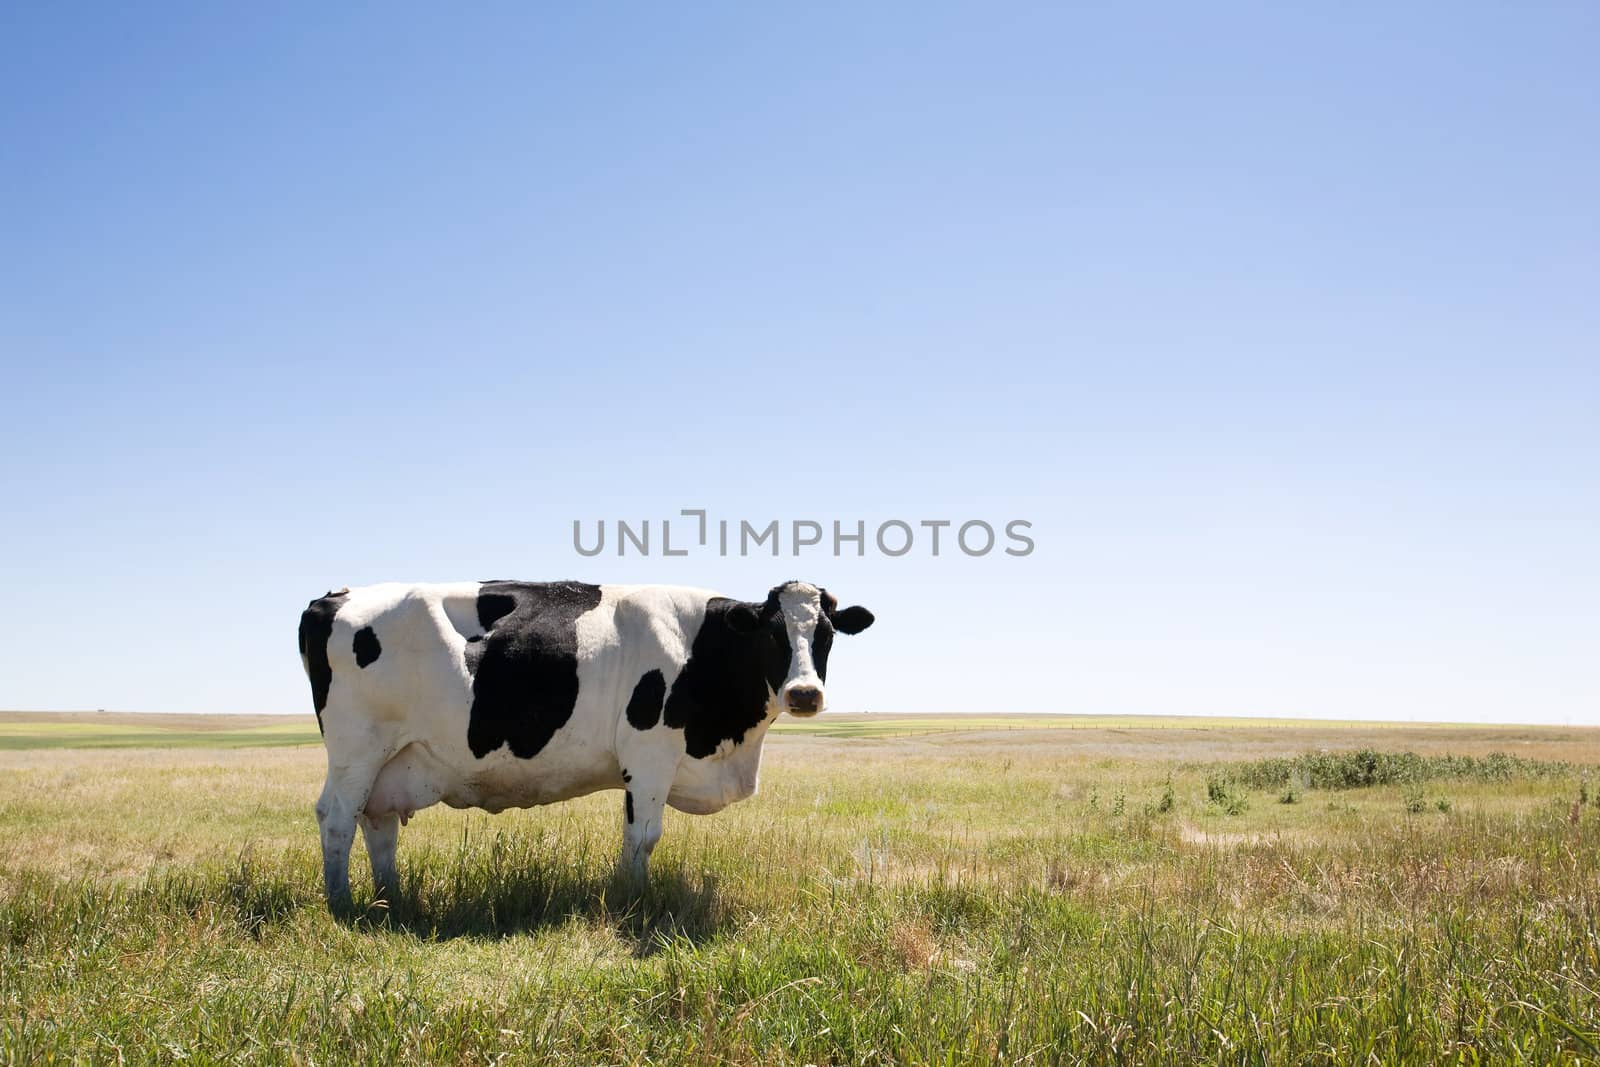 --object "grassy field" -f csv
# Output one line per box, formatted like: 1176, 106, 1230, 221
3, 715, 1600, 1063
0, 710, 1542, 748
